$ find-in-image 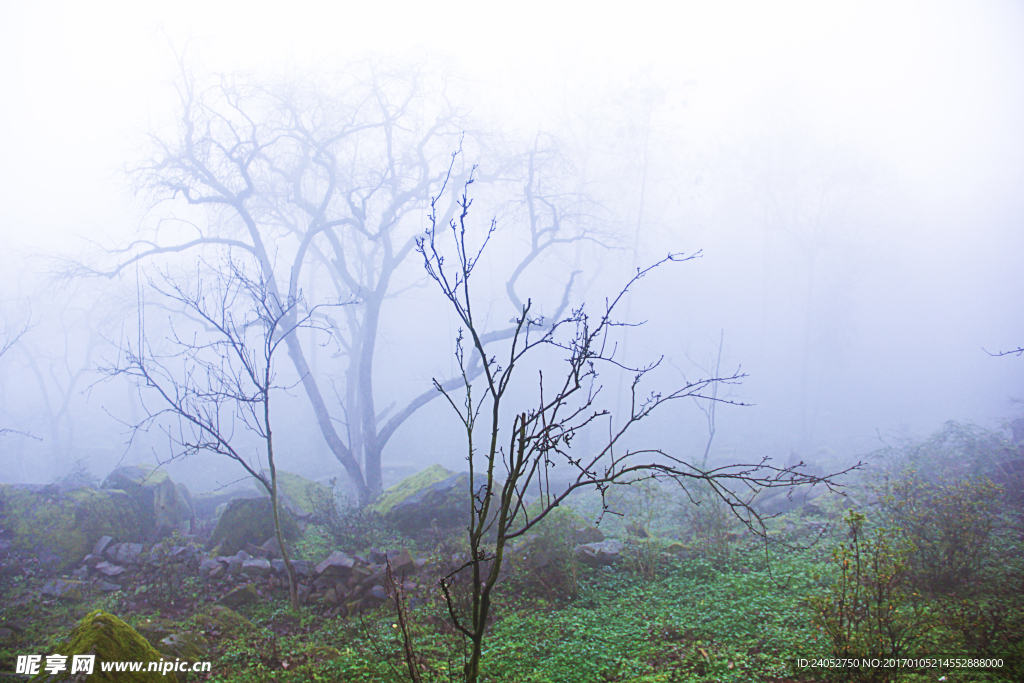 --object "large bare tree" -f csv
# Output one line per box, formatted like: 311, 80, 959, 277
87, 57, 596, 504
